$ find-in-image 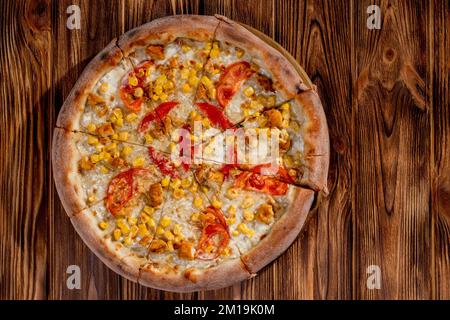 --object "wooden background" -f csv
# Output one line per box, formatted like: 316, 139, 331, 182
0, 0, 449, 300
